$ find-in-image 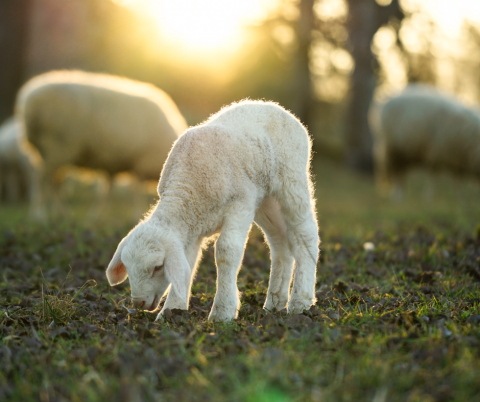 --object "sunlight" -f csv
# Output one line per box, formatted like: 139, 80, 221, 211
405, 0, 480, 37
153, 0, 265, 51
119, 0, 276, 55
